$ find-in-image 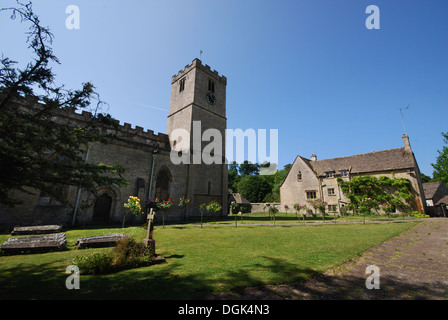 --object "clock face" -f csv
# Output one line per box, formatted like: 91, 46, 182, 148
206, 92, 216, 106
